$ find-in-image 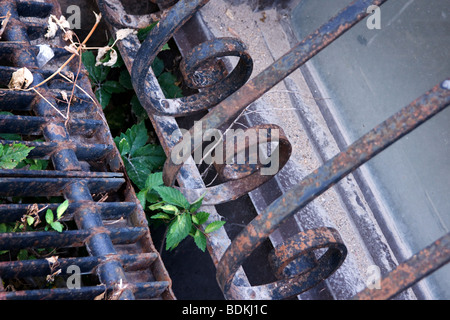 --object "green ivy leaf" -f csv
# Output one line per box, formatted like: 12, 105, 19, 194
17, 158, 49, 171
189, 193, 206, 214
17, 249, 29, 261
193, 229, 207, 252
95, 87, 112, 109
153, 186, 190, 210
113, 122, 166, 189
119, 69, 133, 90
151, 56, 164, 78
0, 143, 34, 169
161, 204, 179, 214
26, 216, 35, 226
145, 172, 164, 190
137, 189, 148, 208
103, 80, 127, 94
117, 137, 131, 156
148, 201, 165, 211
158, 72, 183, 99
151, 213, 171, 220
81, 51, 96, 81
114, 121, 148, 157
130, 95, 148, 121
205, 220, 226, 234
45, 209, 54, 225
192, 211, 210, 226
166, 213, 191, 251
56, 200, 69, 220
82, 51, 110, 84
137, 21, 159, 42
51, 221, 64, 232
